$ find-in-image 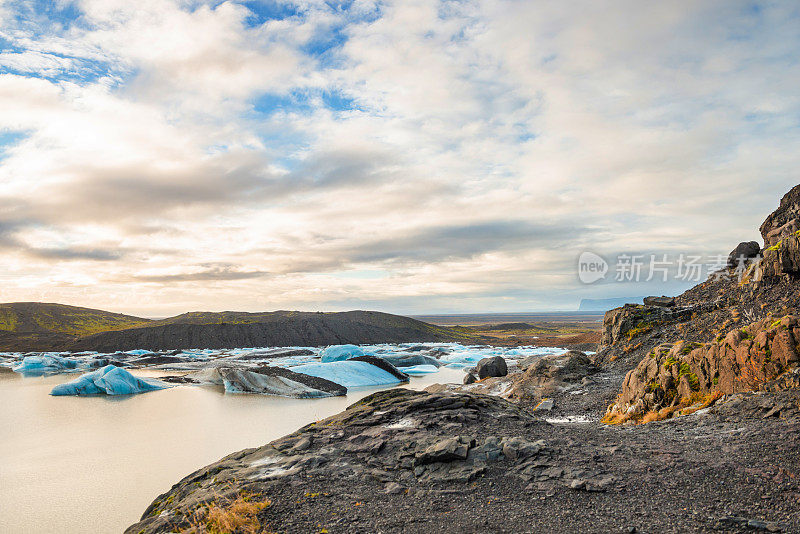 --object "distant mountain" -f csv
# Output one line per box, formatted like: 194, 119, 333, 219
0, 304, 475, 352
578, 297, 645, 312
